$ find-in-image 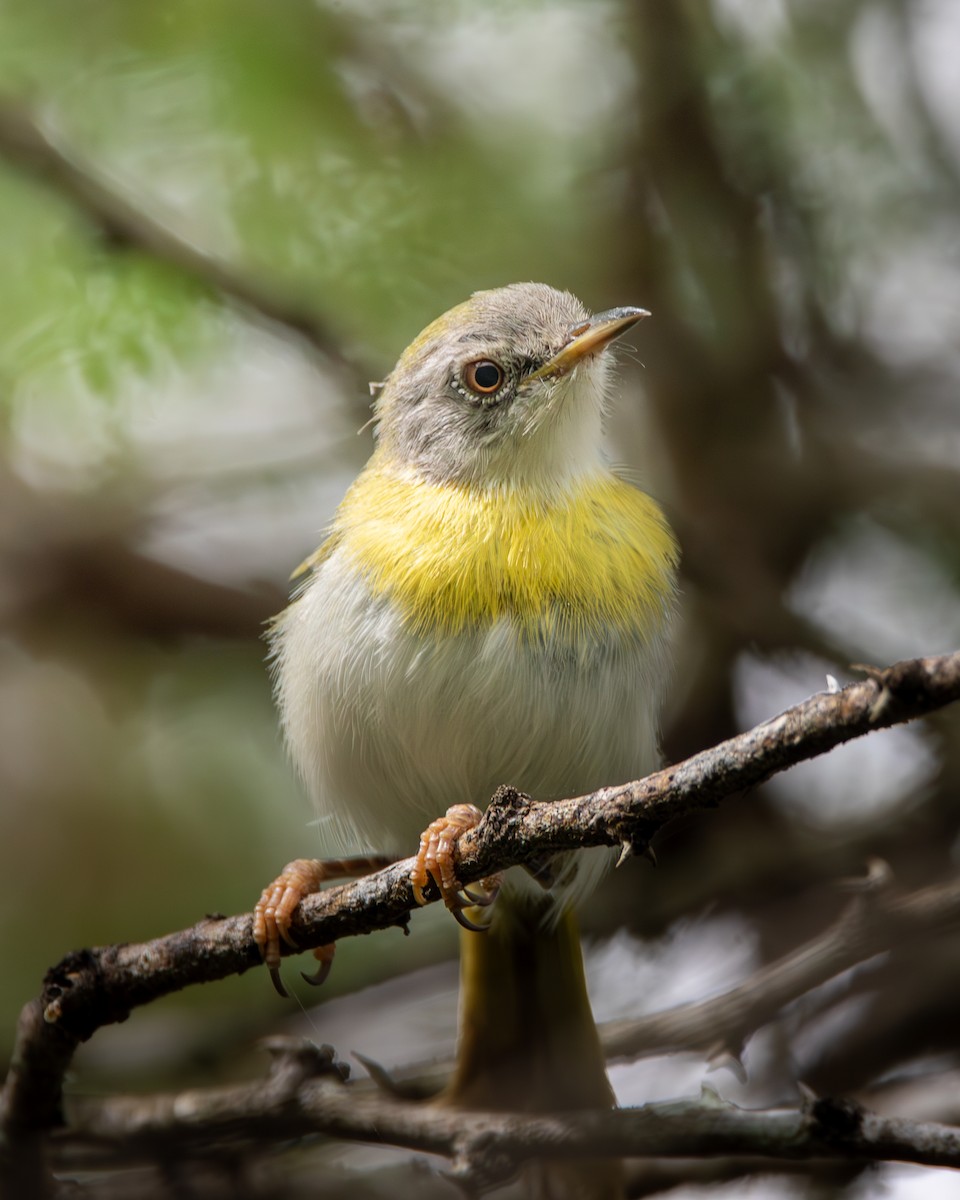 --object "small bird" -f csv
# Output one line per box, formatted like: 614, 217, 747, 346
255, 283, 678, 1199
